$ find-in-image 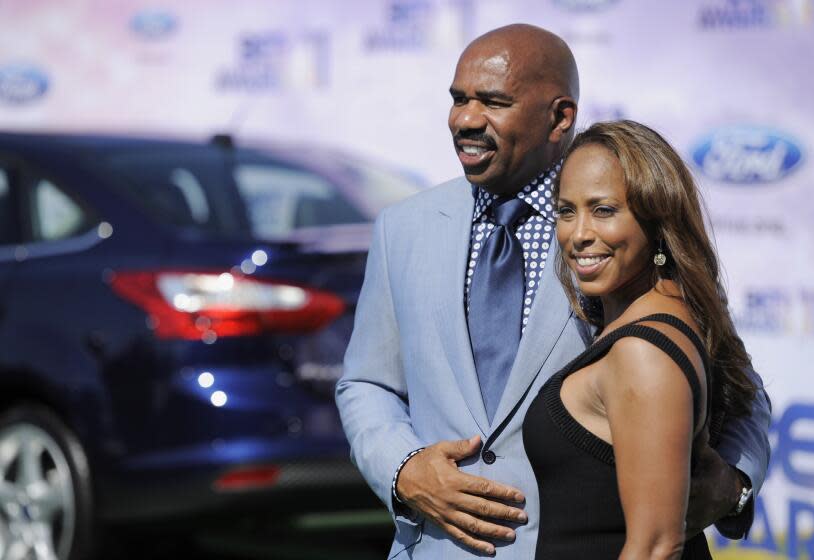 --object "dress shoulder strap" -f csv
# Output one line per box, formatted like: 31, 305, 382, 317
631, 313, 708, 365
630, 313, 711, 427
